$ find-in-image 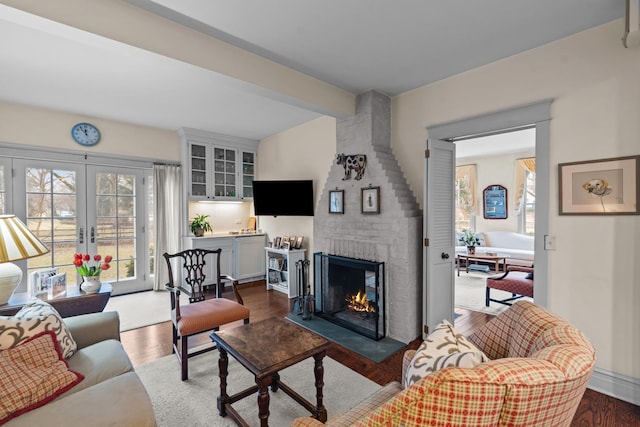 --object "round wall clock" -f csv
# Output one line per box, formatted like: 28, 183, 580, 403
71, 123, 101, 146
